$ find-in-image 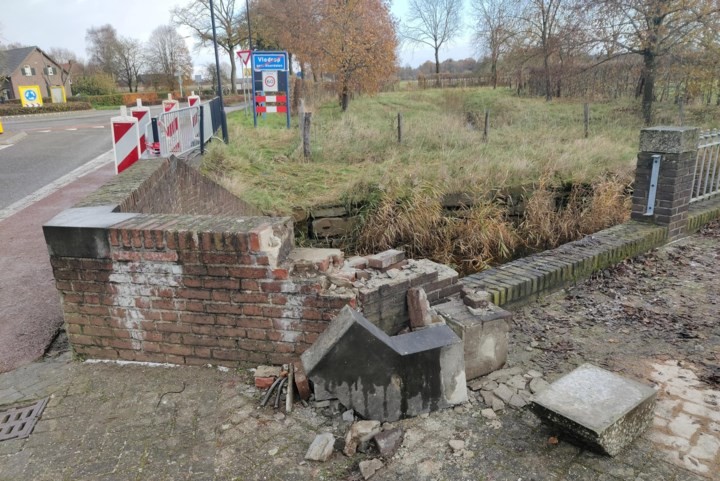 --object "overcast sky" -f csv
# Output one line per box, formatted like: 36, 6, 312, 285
0, 0, 476, 74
